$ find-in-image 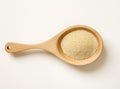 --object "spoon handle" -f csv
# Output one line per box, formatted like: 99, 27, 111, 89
5, 42, 44, 53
